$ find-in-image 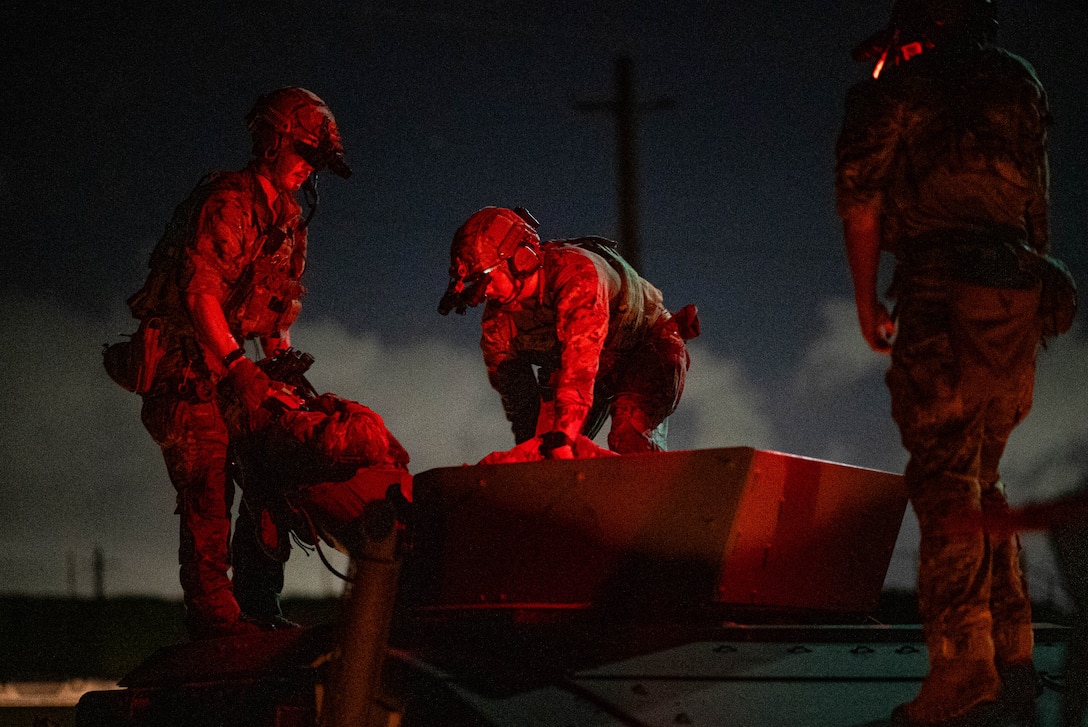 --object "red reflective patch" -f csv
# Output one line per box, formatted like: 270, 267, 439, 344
900, 42, 925, 61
